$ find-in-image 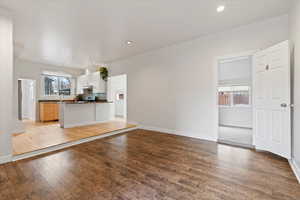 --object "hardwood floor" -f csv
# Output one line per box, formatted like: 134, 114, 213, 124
12, 120, 136, 155
4, 129, 300, 199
